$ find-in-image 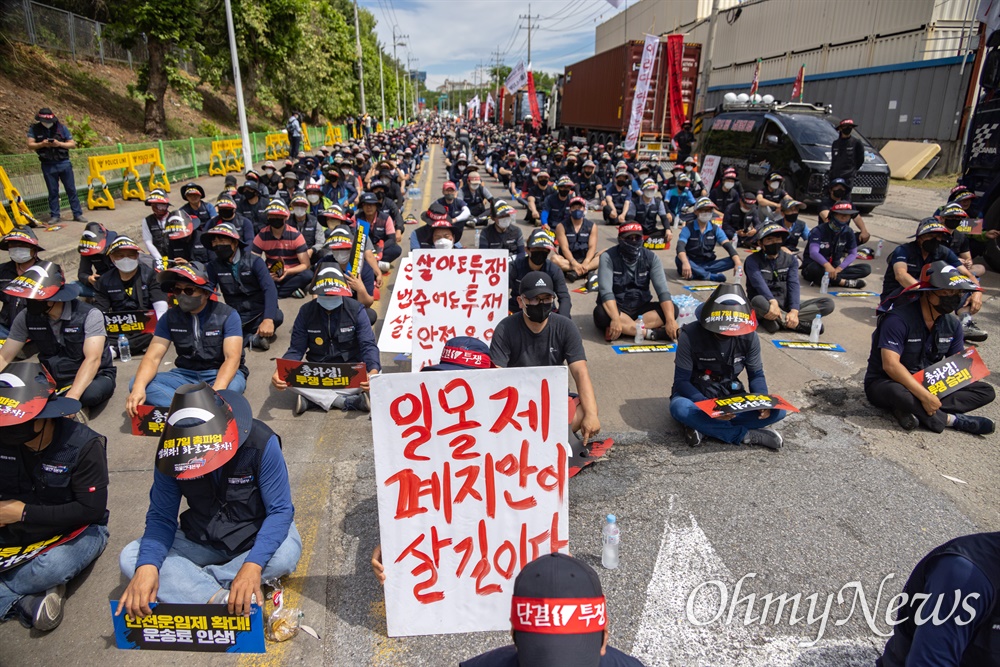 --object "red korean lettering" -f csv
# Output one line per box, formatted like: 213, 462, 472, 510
437, 378, 482, 437
383, 468, 440, 520
453, 464, 482, 505
395, 534, 444, 604
473, 520, 502, 596
390, 383, 432, 461
494, 539, 517, 580
489, 386, 522, 434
